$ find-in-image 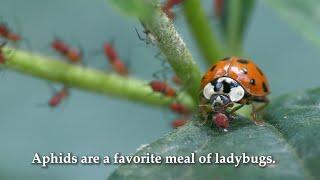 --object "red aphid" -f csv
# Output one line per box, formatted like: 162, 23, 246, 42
162, 8, 175, 19
112, 59, 129, 76
214, 0, 224, 17
48, 87, 69, 107
66, 47, 82, 63
102, 42, 129, 76
103, 42, 118, 62
163, 0, 184, 8
213, 112, 229, 129
171, 119, 188, 128
0, 23, 22, 42
51, 39, 69, 54
164, 86, 176, 97
0, 42, 5, 64
51, 38, 82, 63
170, 103, 190, 115
149, 80, 176, 97
149, 80, 166, 92
162, 0, 184, 19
